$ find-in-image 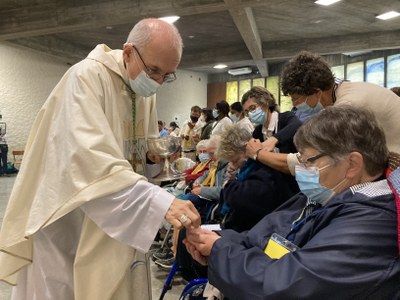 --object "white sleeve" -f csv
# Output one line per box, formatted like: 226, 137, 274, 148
287, 152, 300, 176
81, 180, 174, 253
